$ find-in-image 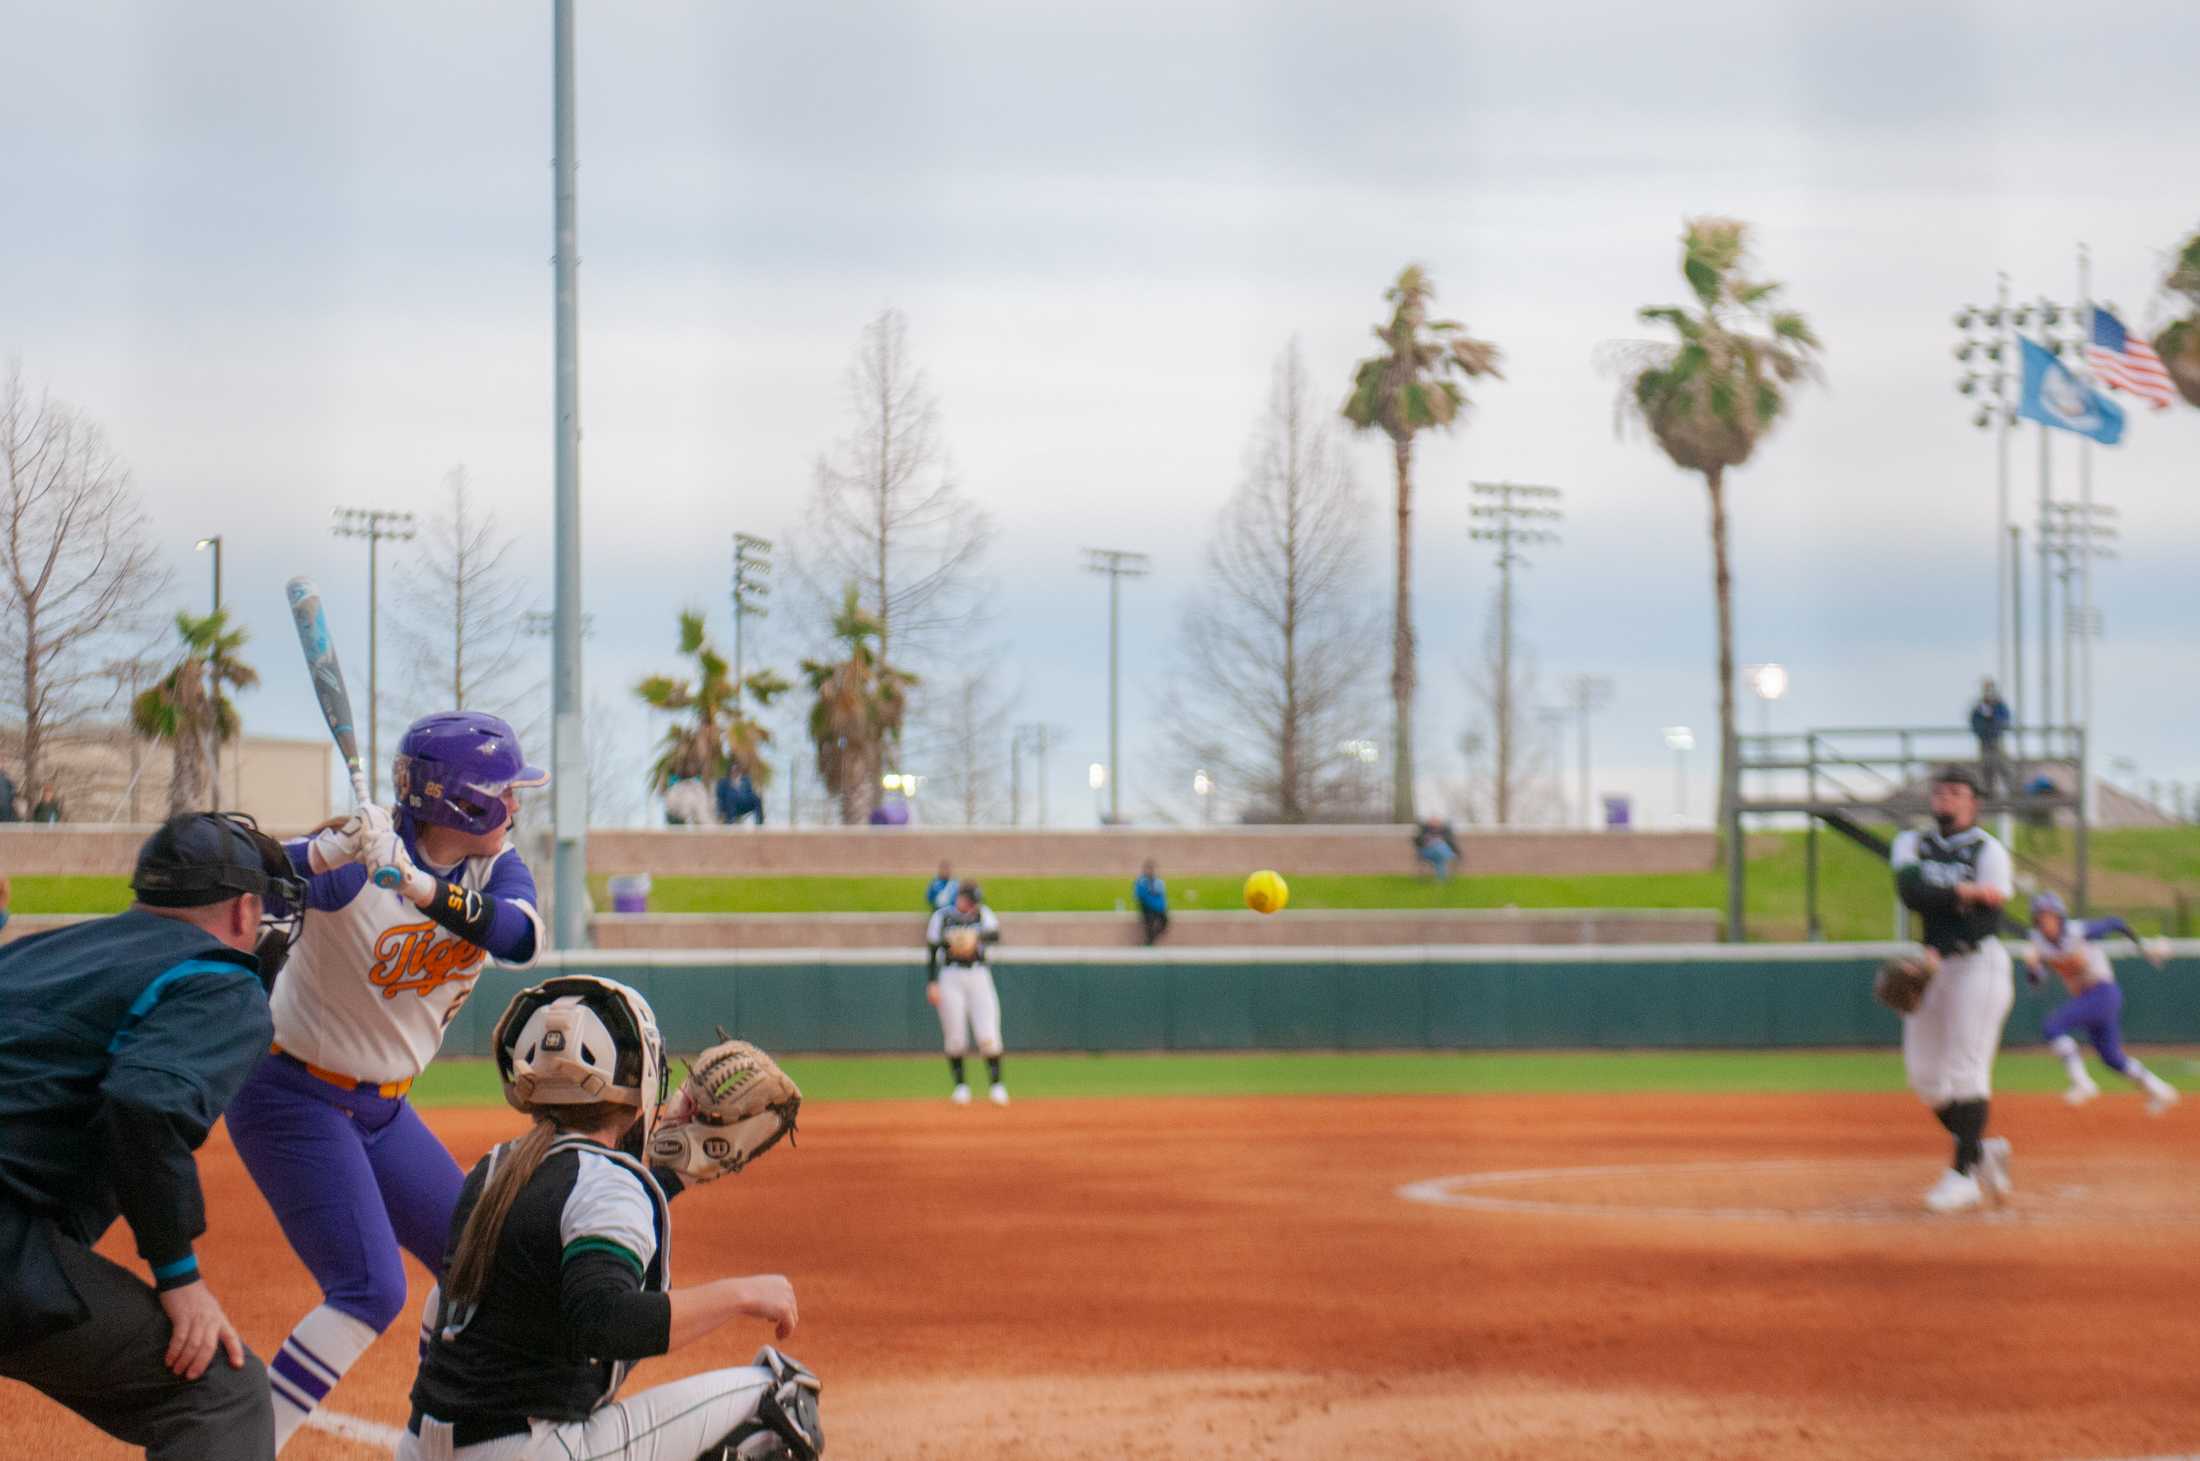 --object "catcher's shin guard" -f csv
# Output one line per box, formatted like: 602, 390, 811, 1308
707, 1347, 823, 1460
